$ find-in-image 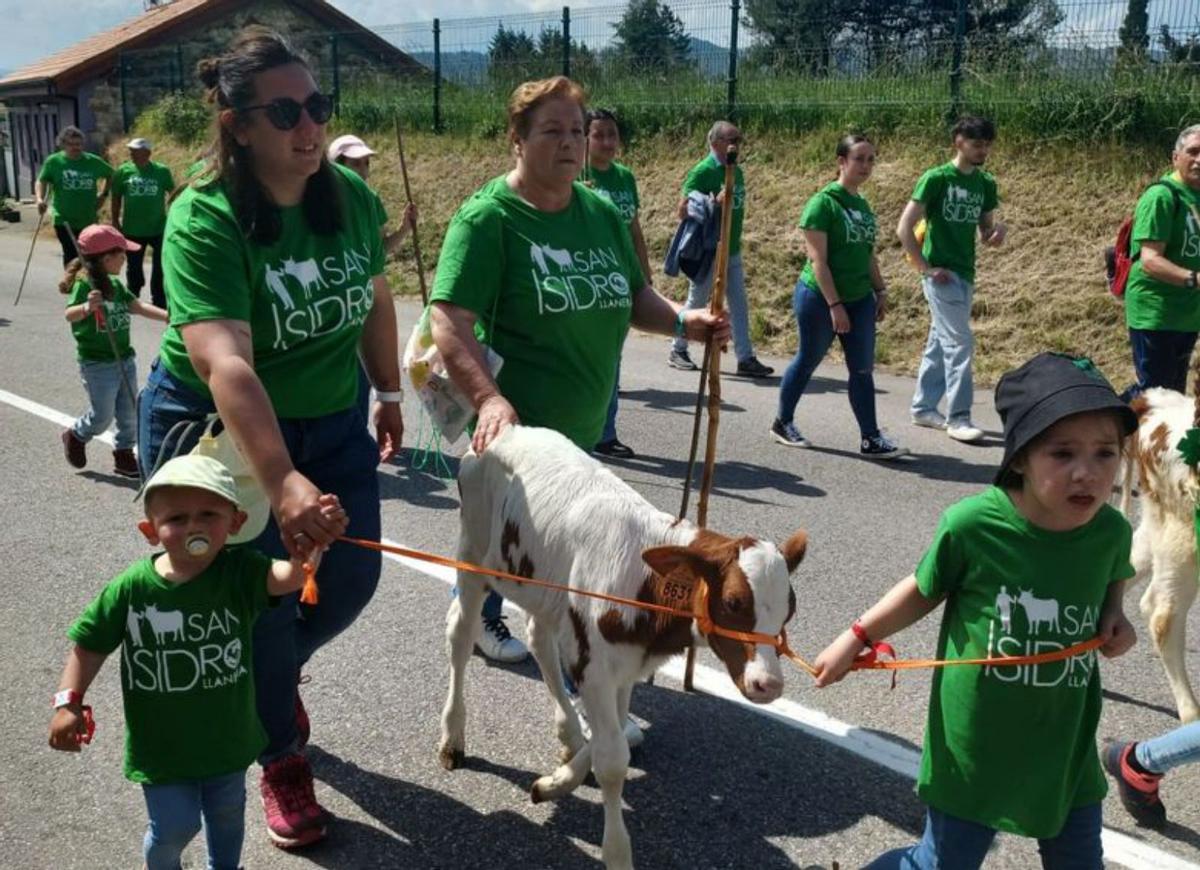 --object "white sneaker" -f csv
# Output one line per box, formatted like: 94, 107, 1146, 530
911, 410, 947, 430
476, 616, 529, 663
569, 694, 645, 748
947, 421, 984, 443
